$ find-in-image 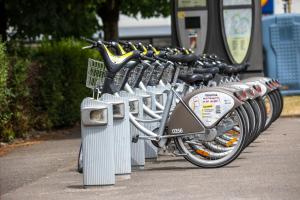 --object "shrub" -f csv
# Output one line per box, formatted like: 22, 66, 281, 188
7, 57, 32, 138
0, 41, 33, 141
32, 38, 99, 128
0, 42, 14, 141
0, 38, 100, 141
